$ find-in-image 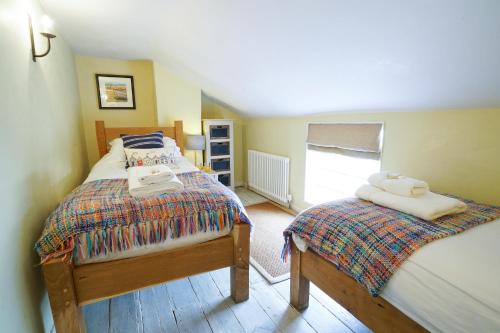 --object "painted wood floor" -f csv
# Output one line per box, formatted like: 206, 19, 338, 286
83, 266, 372, 333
